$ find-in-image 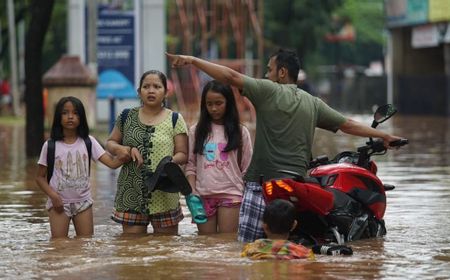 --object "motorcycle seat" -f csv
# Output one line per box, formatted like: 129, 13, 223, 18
276, 170, 321, 185
304, 177, 321, 184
